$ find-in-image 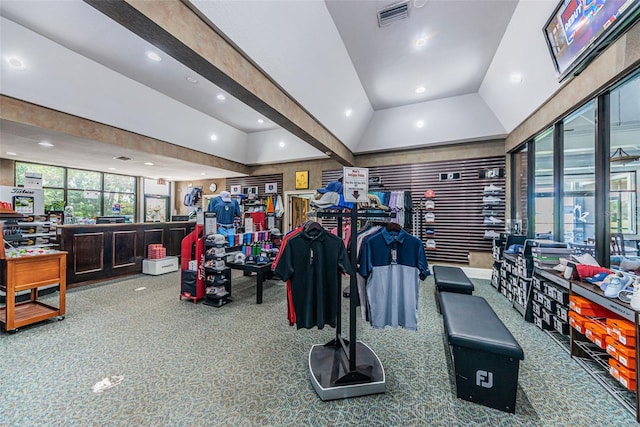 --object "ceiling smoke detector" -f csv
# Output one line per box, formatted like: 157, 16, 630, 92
113, 156, 132, 161
378, 1, 410, 27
